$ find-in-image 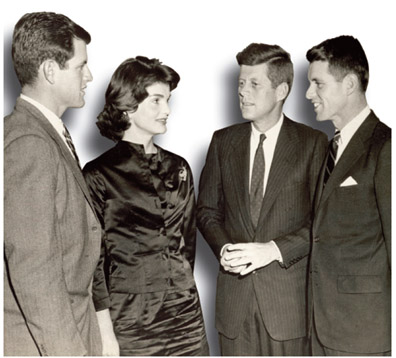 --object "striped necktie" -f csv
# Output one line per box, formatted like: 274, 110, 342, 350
323, 130, 341, 185
63, 125, 81, 168
250, 133, 266, 228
